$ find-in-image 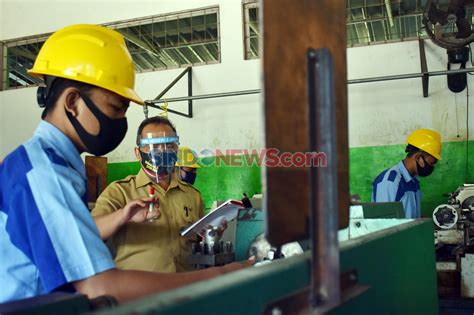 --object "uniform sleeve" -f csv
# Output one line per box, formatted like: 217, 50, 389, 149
372, 180, 398, 202
91, 181, 127, 217
403, 189, 422, 219
404, 204, 416, 219
4, 159, 115, 293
